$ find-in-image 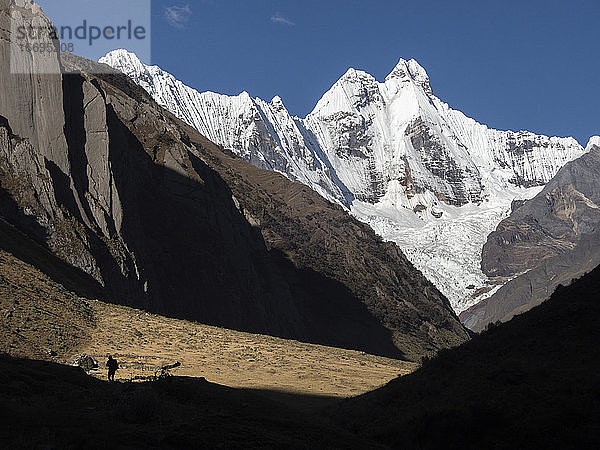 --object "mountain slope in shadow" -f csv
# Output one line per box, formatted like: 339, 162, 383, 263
0, 0, 468, 362
333, 264, 600, 449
